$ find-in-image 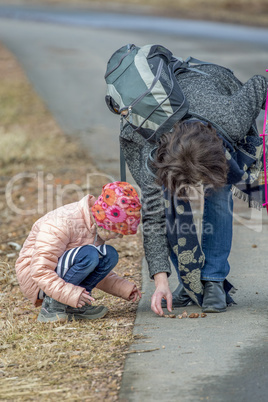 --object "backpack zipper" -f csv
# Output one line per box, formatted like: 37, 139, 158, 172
105, 44, 136, 79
